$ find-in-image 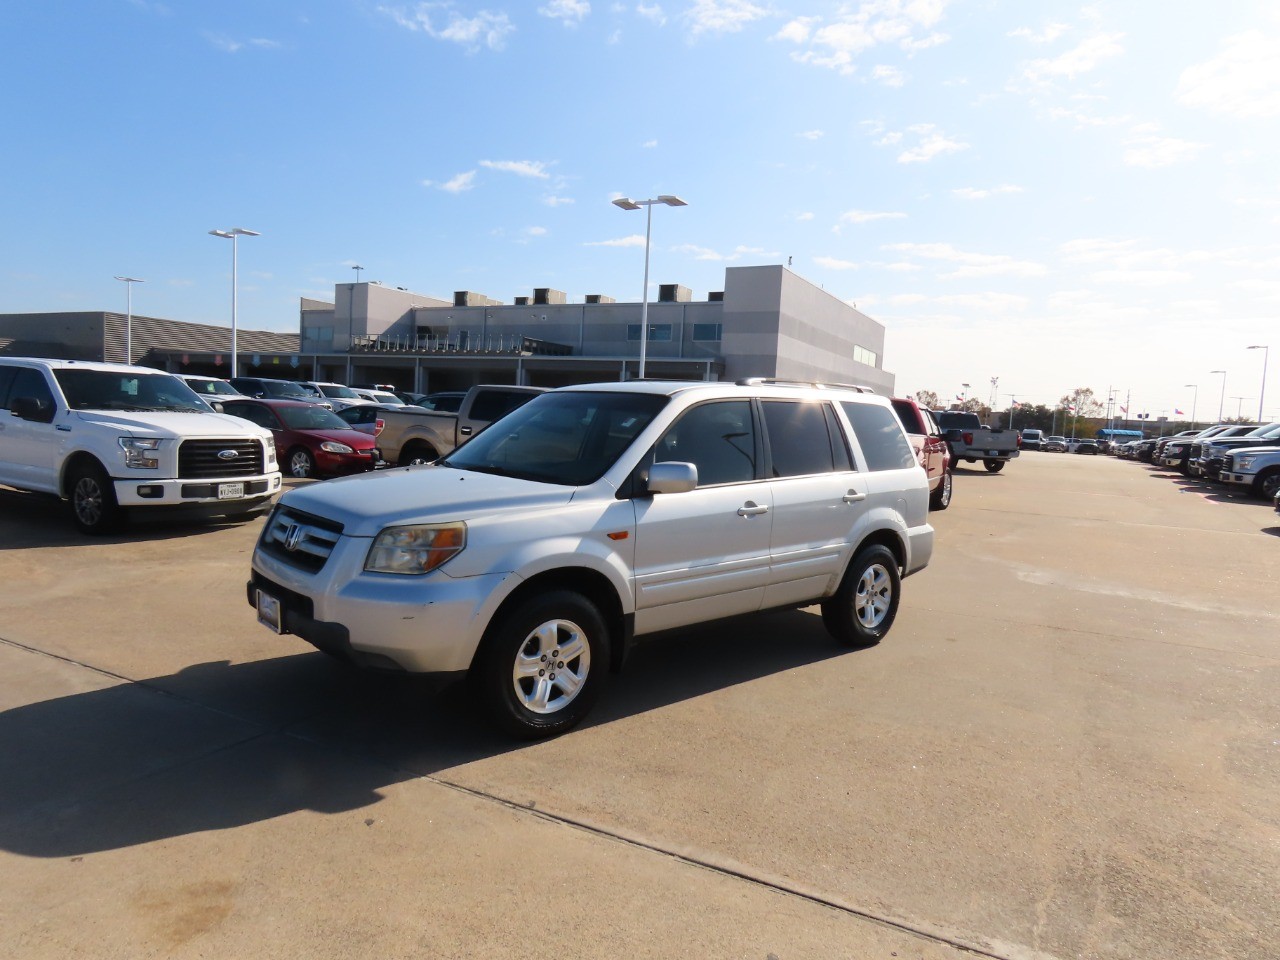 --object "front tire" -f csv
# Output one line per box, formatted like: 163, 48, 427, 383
821, 544, 901, 648
287, 447, 315, 479
1255, 468, 1280, 501
69, 462, 123, 535
930, 469, 953, 510
984, 459, 1005, 473
476, 590, 608, 739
